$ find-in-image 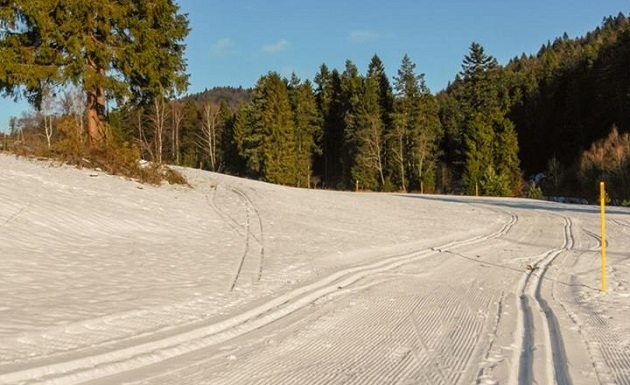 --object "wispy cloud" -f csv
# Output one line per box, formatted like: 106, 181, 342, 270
348, 30, 382, 43
262, 39, 290, 54
211, 38, 235, 56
